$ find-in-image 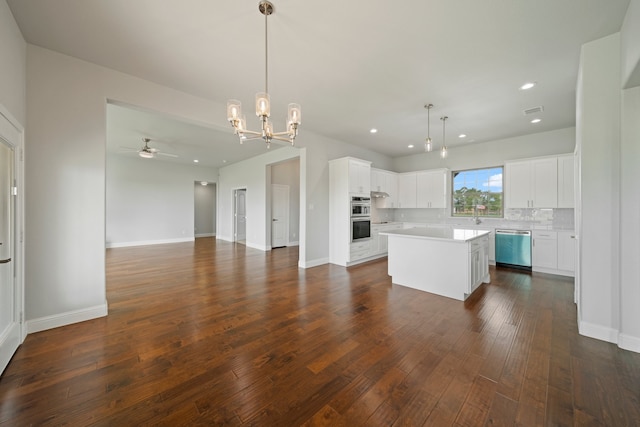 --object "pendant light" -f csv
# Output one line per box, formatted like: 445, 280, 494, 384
440, 116, 448, 159
424, 104, 433, 152
226, 1, 301, 148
